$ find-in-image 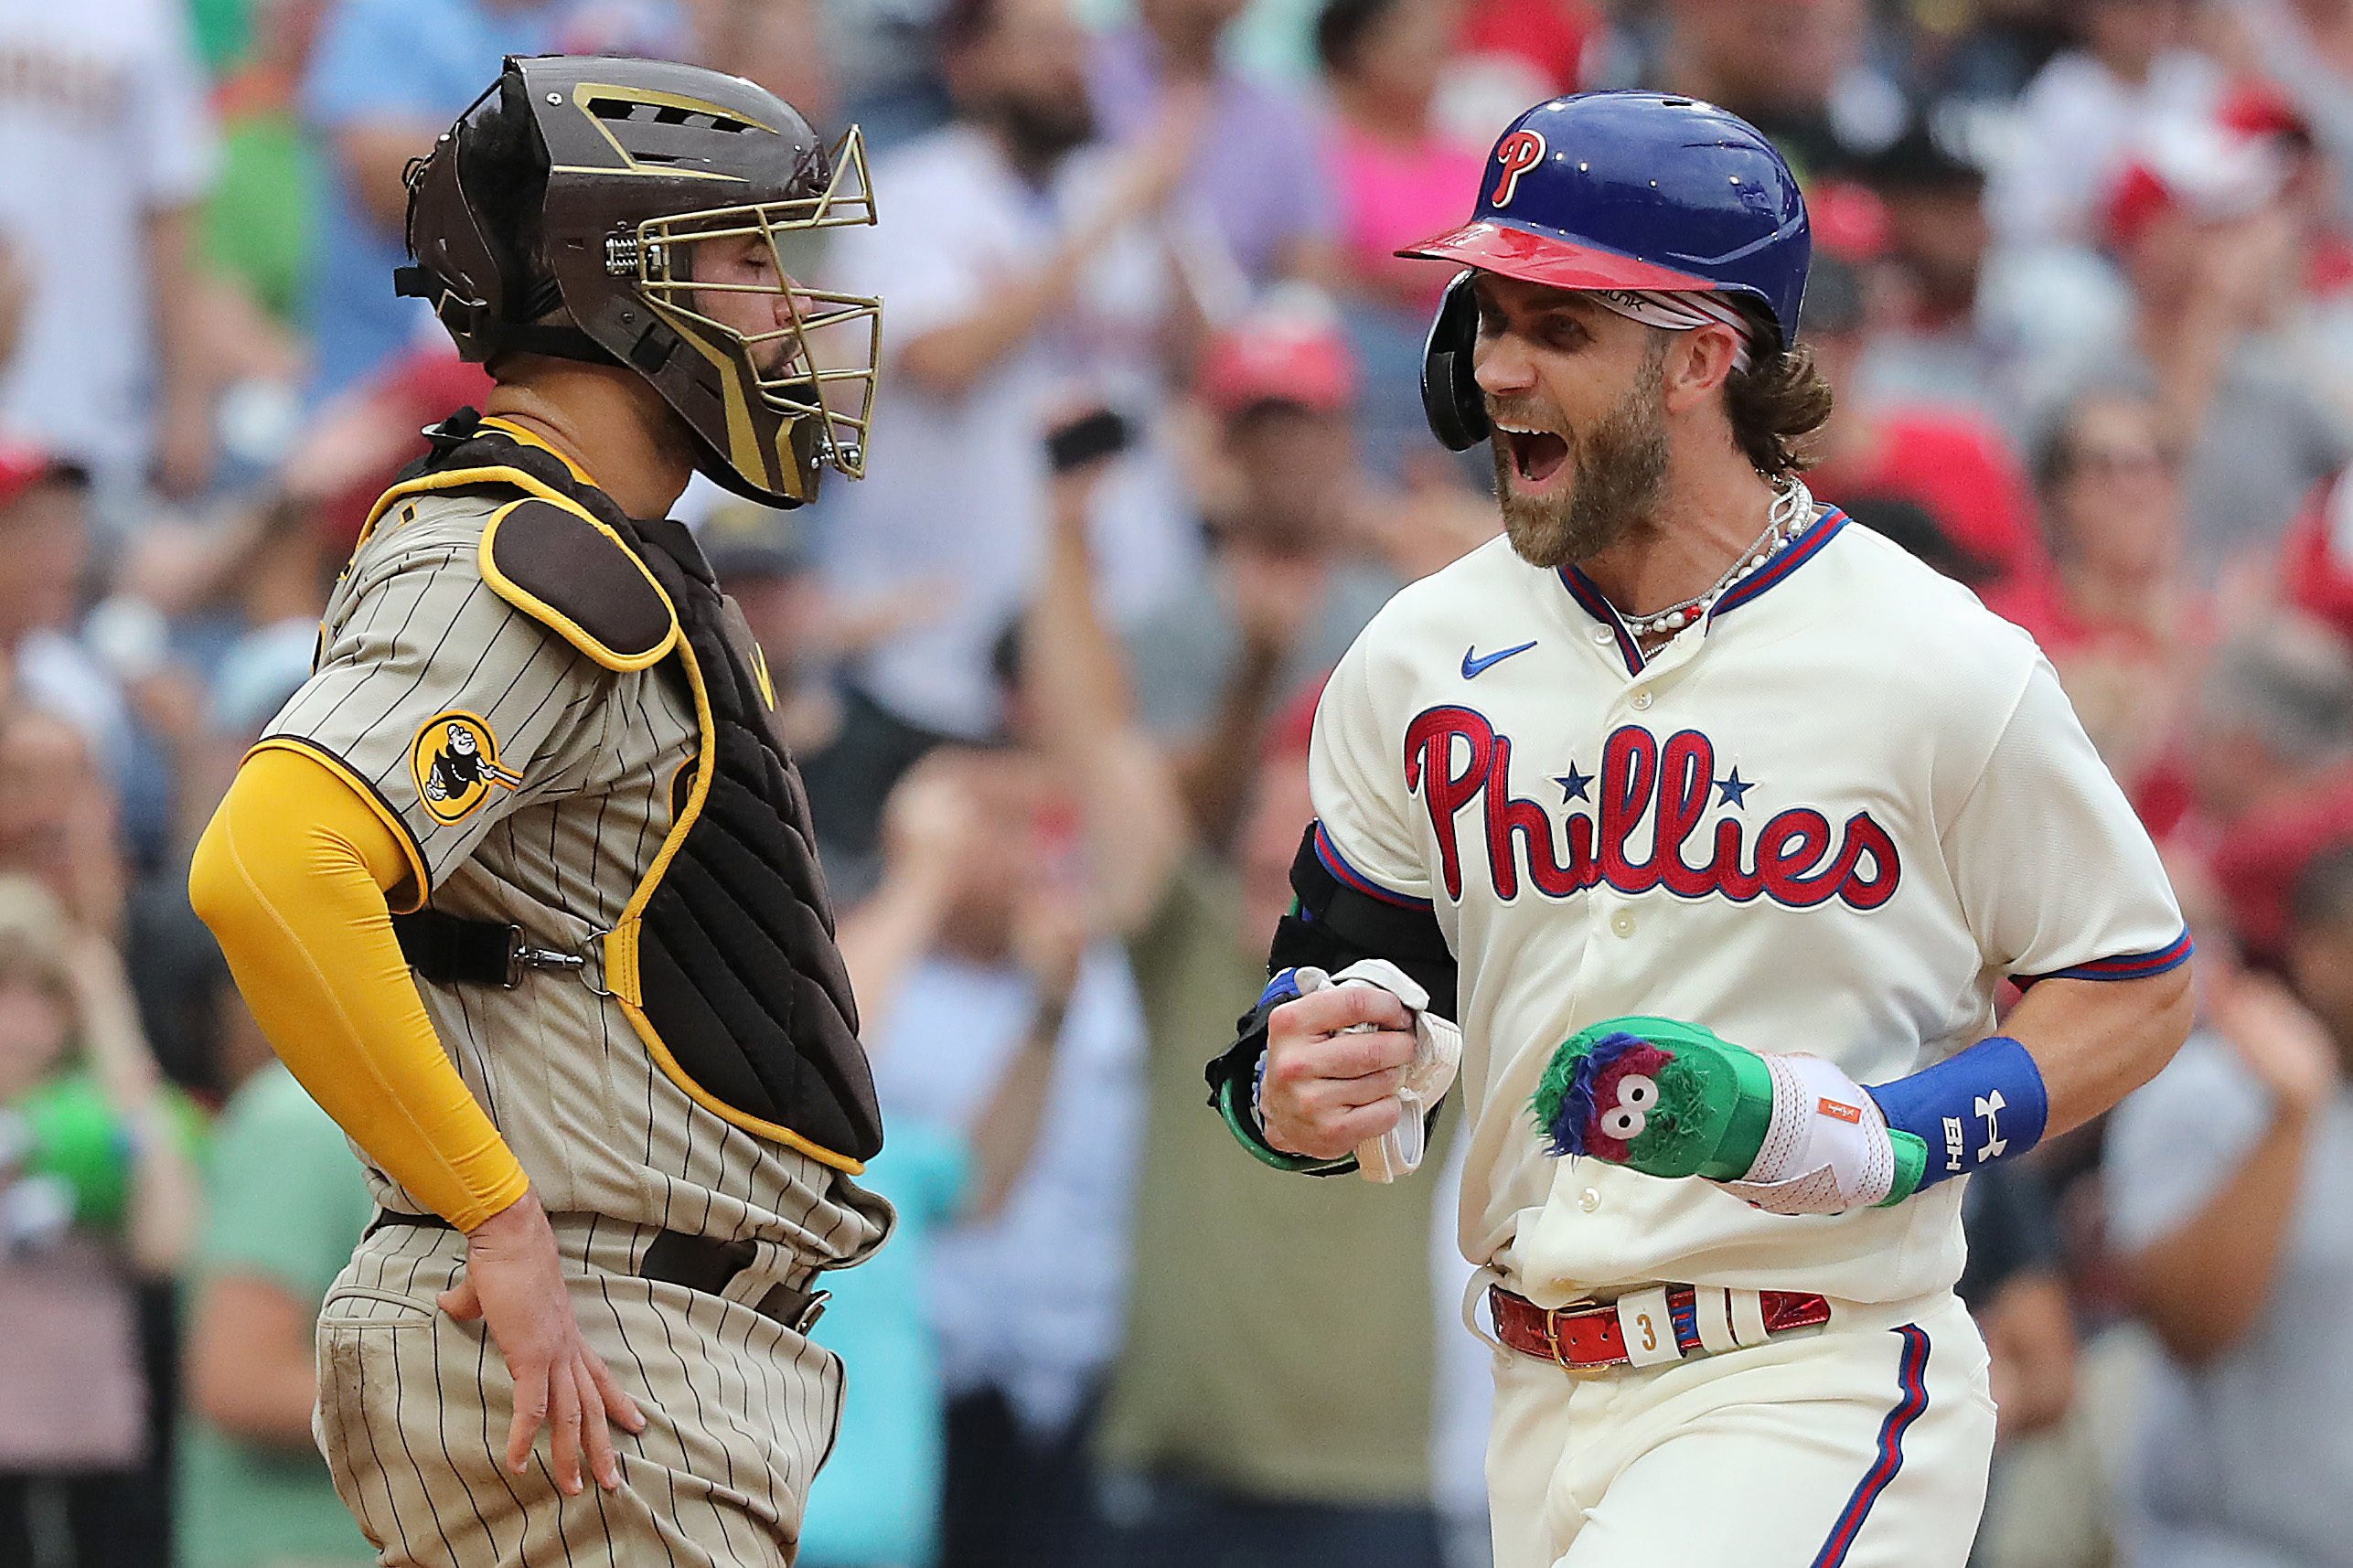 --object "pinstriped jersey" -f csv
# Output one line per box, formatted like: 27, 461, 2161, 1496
263, 486, 891, 1265
1308, 509, 2185, 1307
